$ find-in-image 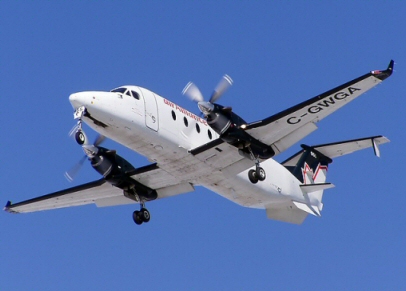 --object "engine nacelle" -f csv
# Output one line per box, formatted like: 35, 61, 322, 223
89, 147, 132, 178
206, 106, 275, 159
89, 147, 158, 202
